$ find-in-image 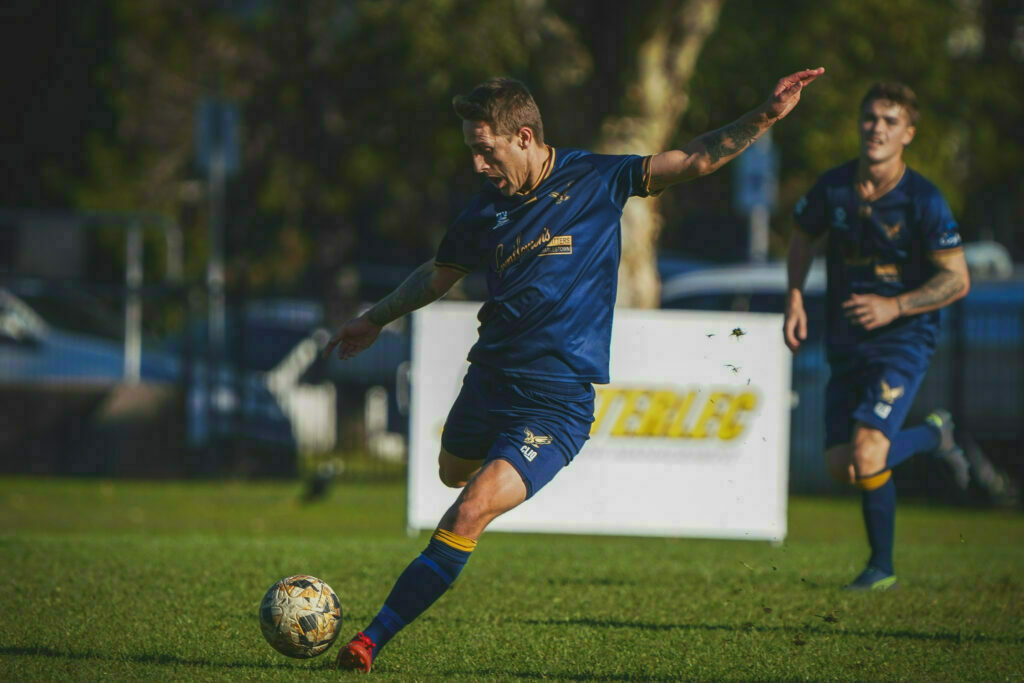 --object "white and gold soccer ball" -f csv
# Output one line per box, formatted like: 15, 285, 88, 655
259, 574, 343, 658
